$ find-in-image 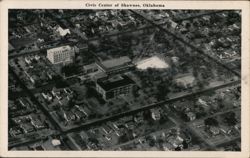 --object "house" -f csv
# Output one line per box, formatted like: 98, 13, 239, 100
162, 143, 175, 151
209, 126, 220, 136
20, 123, 35, 133
150, 108, 161, 121
64, 88, 73, 95
105, 135, 112, 141
167, 135, 184, 149
47, 72, 53, 80
42, 92, 53, 102
234, 123, 241, 131
175, 74, 196, 89
25, 57, 32, 65
220, 126, 231, 134
171, 56, 180, 65
102, 125, 113, 135
74, 110, 86, 121
32, 145, 45, 151
18, 98, 29, 108
55, 26, 71, 37
63, 111, 76, 123
30, 118, 46, 130
9, 127, 23, 137
115, 130, 122, 137
74, 105, 89, 117
125, 121, 136, 130
169, 20, 178, 29
186, 111, 196, 121
24, 71, 36, 84
133, 113, 144, 123
51, 139, 61, 146
196, 98, 210, 111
